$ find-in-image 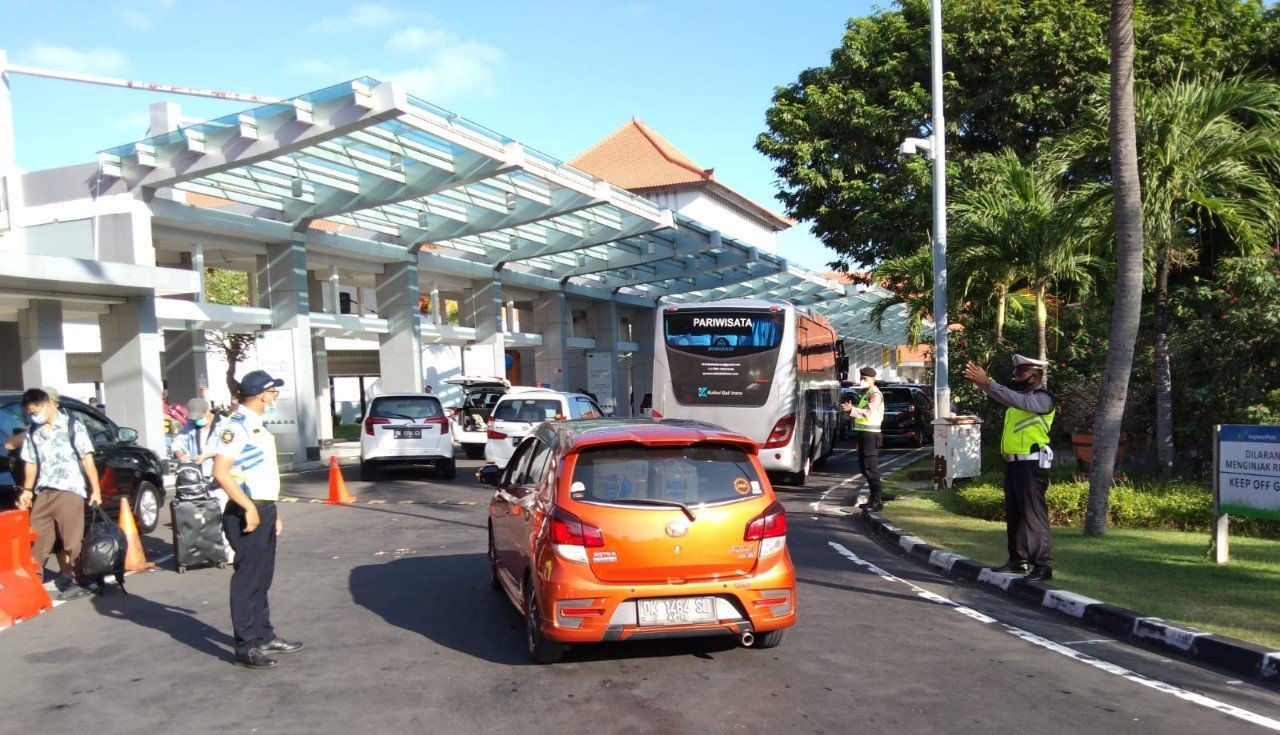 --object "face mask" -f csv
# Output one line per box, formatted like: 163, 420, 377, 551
1009, 377, 1034, 392
195, 417, 210, 427
28, 411, 47, 426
